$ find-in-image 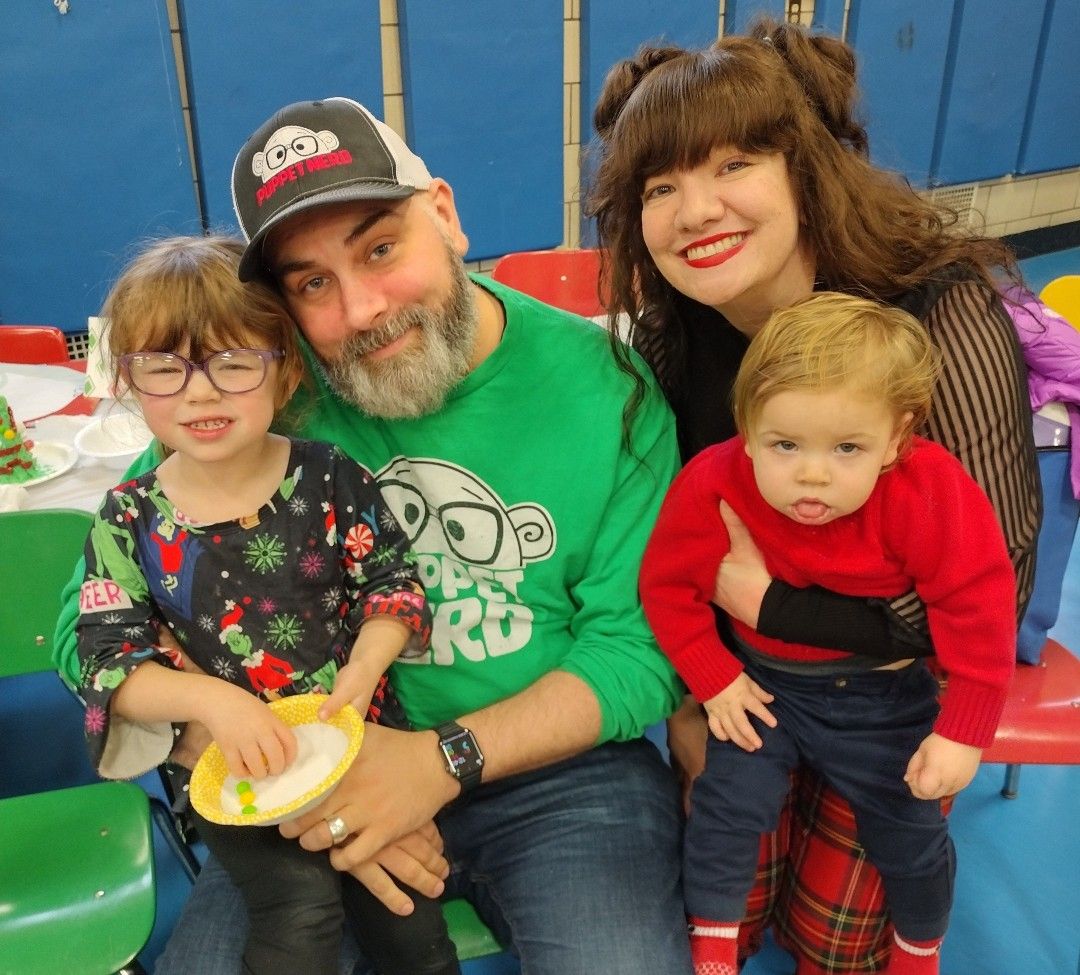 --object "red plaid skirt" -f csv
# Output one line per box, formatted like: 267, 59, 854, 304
739, 770, 953, 973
